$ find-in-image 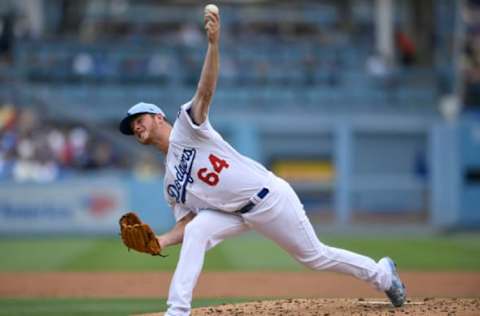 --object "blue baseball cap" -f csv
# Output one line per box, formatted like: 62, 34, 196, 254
119, 102, 166, 135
